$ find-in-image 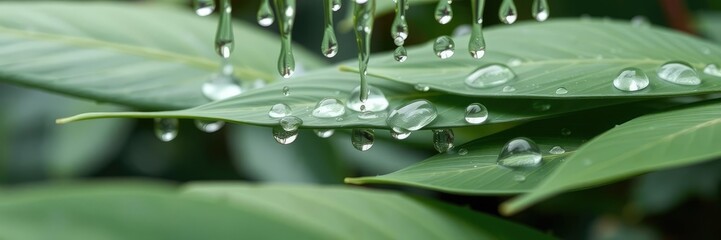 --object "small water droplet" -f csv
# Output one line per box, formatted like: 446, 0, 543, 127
465, 64, 516, 89
257, 0, 275, 27
352, 128, 375, 151
433, 129, 454, 153
154, 118, 179, 142
194, 0, 216, 16
215, 0, 234, 58
452, 24, 471, 37
194, 120, 225, 133
502, 86, 516, 92
434, 0, 453, 24
657, 62, 701, 86
549, 146, 565, 154
433, 36, 455, 59
391, 130, 411, 140
457, 148, 468, 156
279, 116, 302, 131
555, 87, 568, 95
394, 46, 408, 62
282, 86, 290, 96
507, 58, 522, 67
630, 15, 649, 27
532, 101, 551, 112
513, 174, 526, 182
268, 103, 292, 118
561, 128, 572, 136
499, 0, 518, 24
497, 137, 543, 168
532, 0, 549, 21
312, 98, 346, 118
465, 103, 489, 124
355, 0, 368, 4
703, 64, 721, 77
347, 85, 389, 112
272, 126, 298, 144
331, 0, 342, 11
414, 84, 430, 92
613, 67, 649, 92
314, 129, 335, 138
387, 100, 438, 133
